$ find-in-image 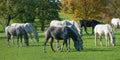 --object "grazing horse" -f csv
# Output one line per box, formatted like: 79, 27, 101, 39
111, 18, 120, 30
50, 20, 82, 37
80, 19, 101, 34
43, 26, 83, 52
5, 25, 29, 47
94, 24, 116, 47
50, 20, 82, 48
11, 23, 39, 43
